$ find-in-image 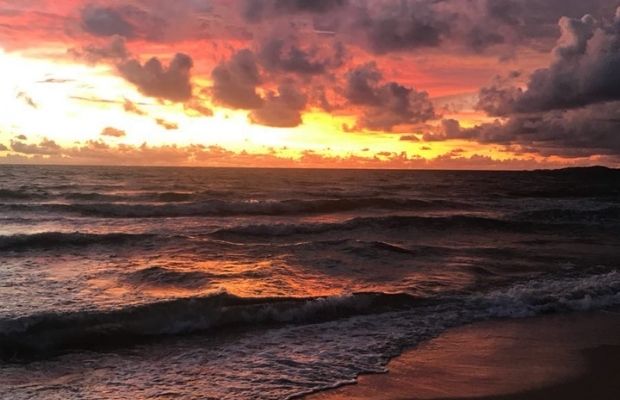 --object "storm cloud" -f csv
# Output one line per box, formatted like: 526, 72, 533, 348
250, 81, 307, 127
479, 8, 620, 115
119, 53, 194, 102
344, 63, 435, 131
429, 102, 620, 157
81, 5, 135, 38
211, 49, 264, 109
243, 0, 348, 22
